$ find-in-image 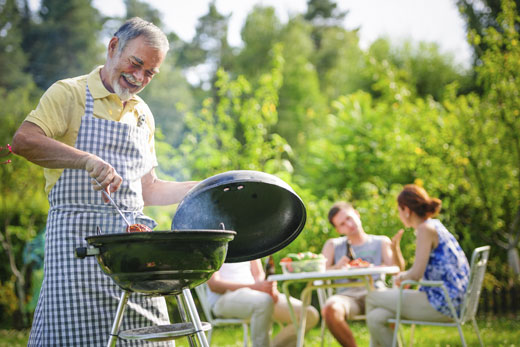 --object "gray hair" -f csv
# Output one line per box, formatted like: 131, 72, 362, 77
114, 17, 169, 53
